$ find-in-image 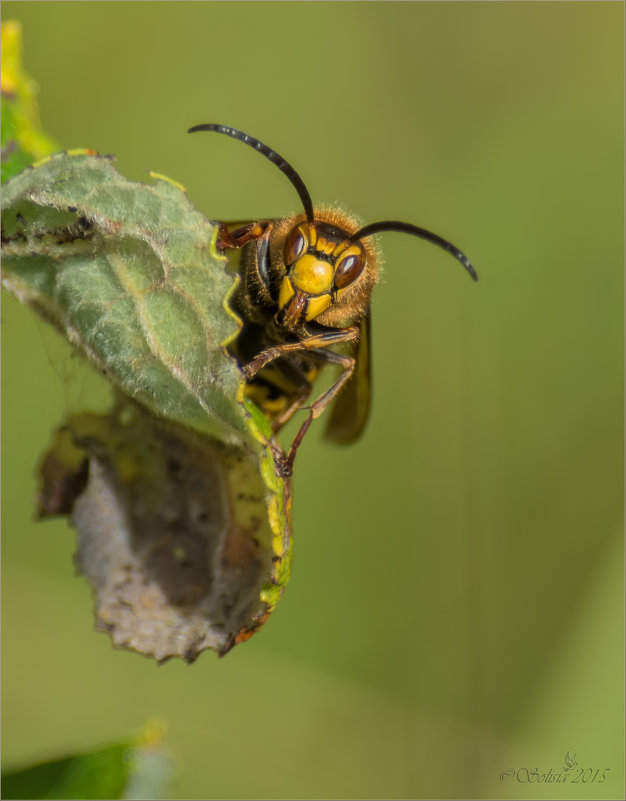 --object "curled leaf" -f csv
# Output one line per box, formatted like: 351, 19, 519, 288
38, 401, 292, 660
2, 151, 293, 657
